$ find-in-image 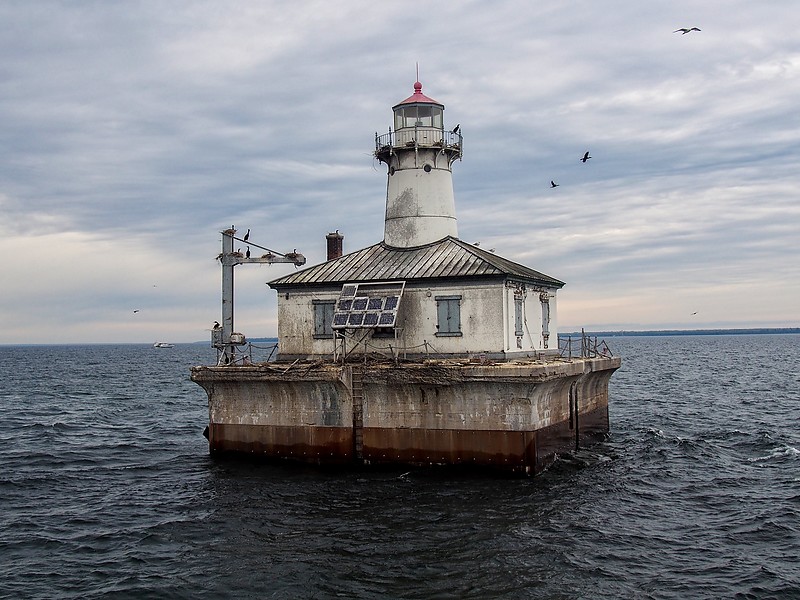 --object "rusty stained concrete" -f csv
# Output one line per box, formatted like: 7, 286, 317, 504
191, 355, 620, 473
